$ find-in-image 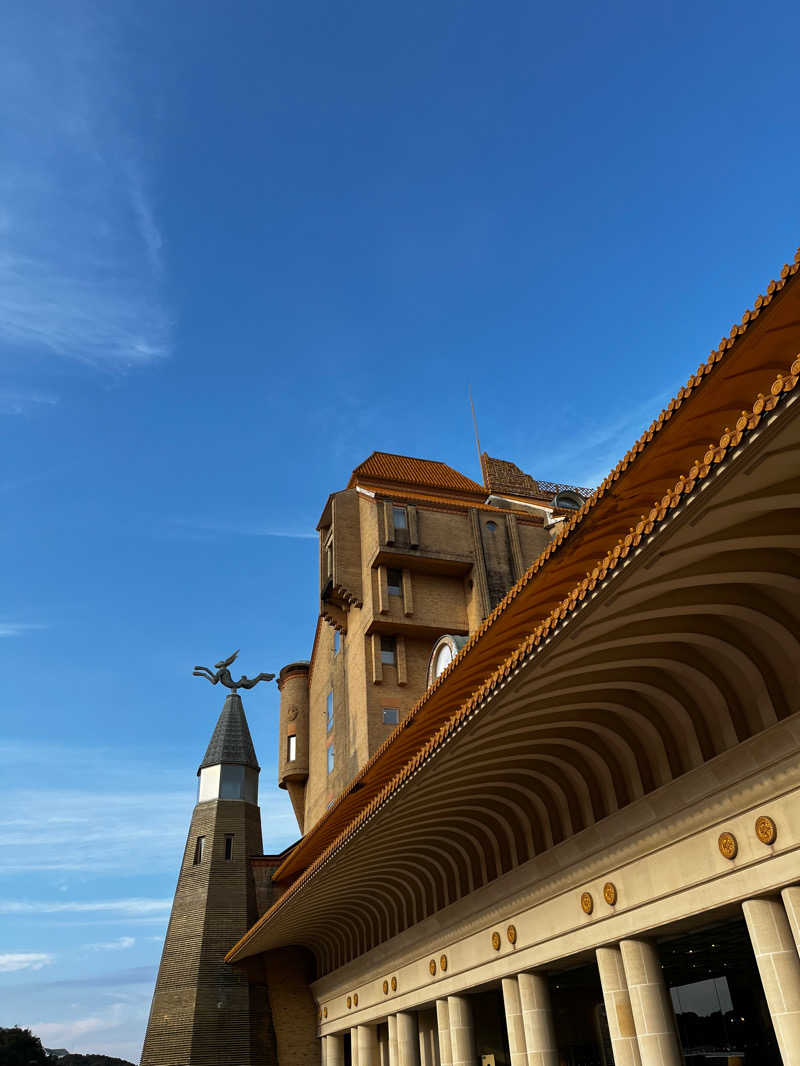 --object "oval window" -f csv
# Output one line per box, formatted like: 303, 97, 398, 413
434, 643, 453, 678
486, 520, 497, 532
